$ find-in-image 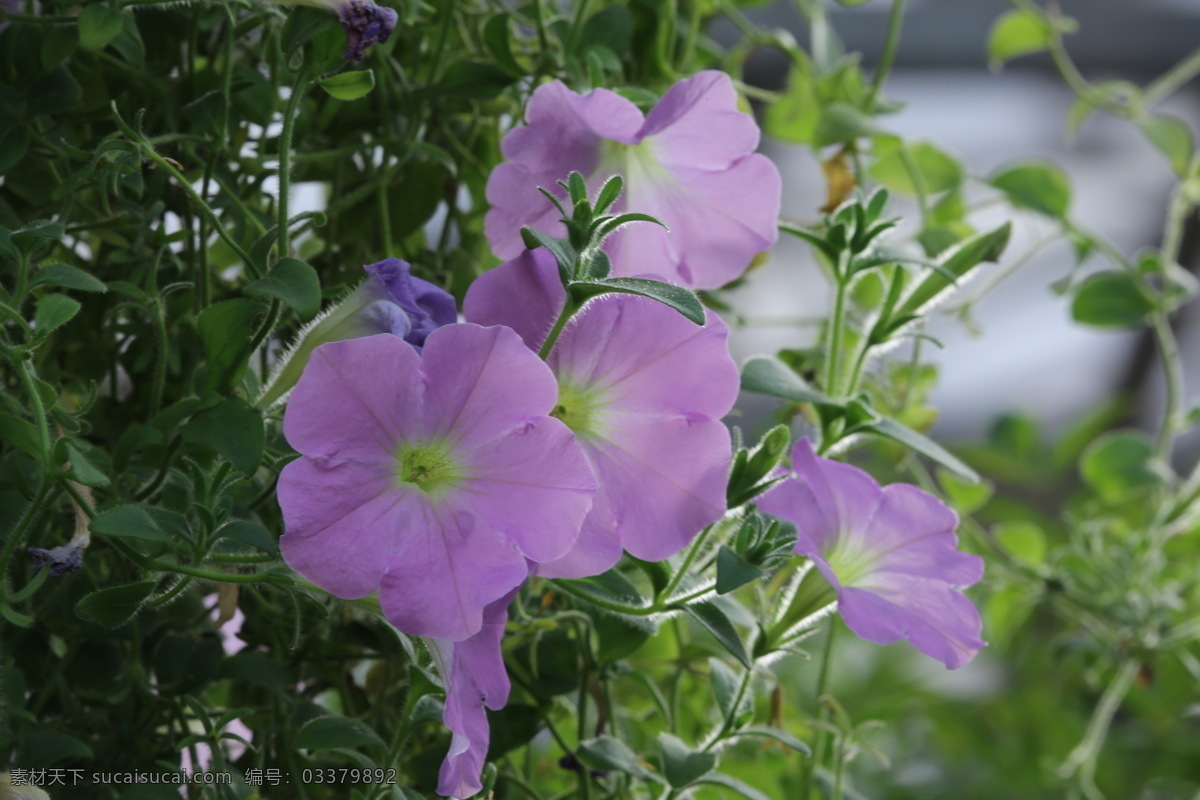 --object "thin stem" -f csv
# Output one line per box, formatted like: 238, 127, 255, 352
0, 484, 52, 595
864, 0, 905, 113
1058, 658, 1139, 800
703, 666, 753, 750
1144, 47, 1200, 106
277, 64, 313, 261
537, 298, 578, 360
659, 521, 719, 601
803, 620, 837, 800
824, 257, 850, 399
11, 352, 53, 467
